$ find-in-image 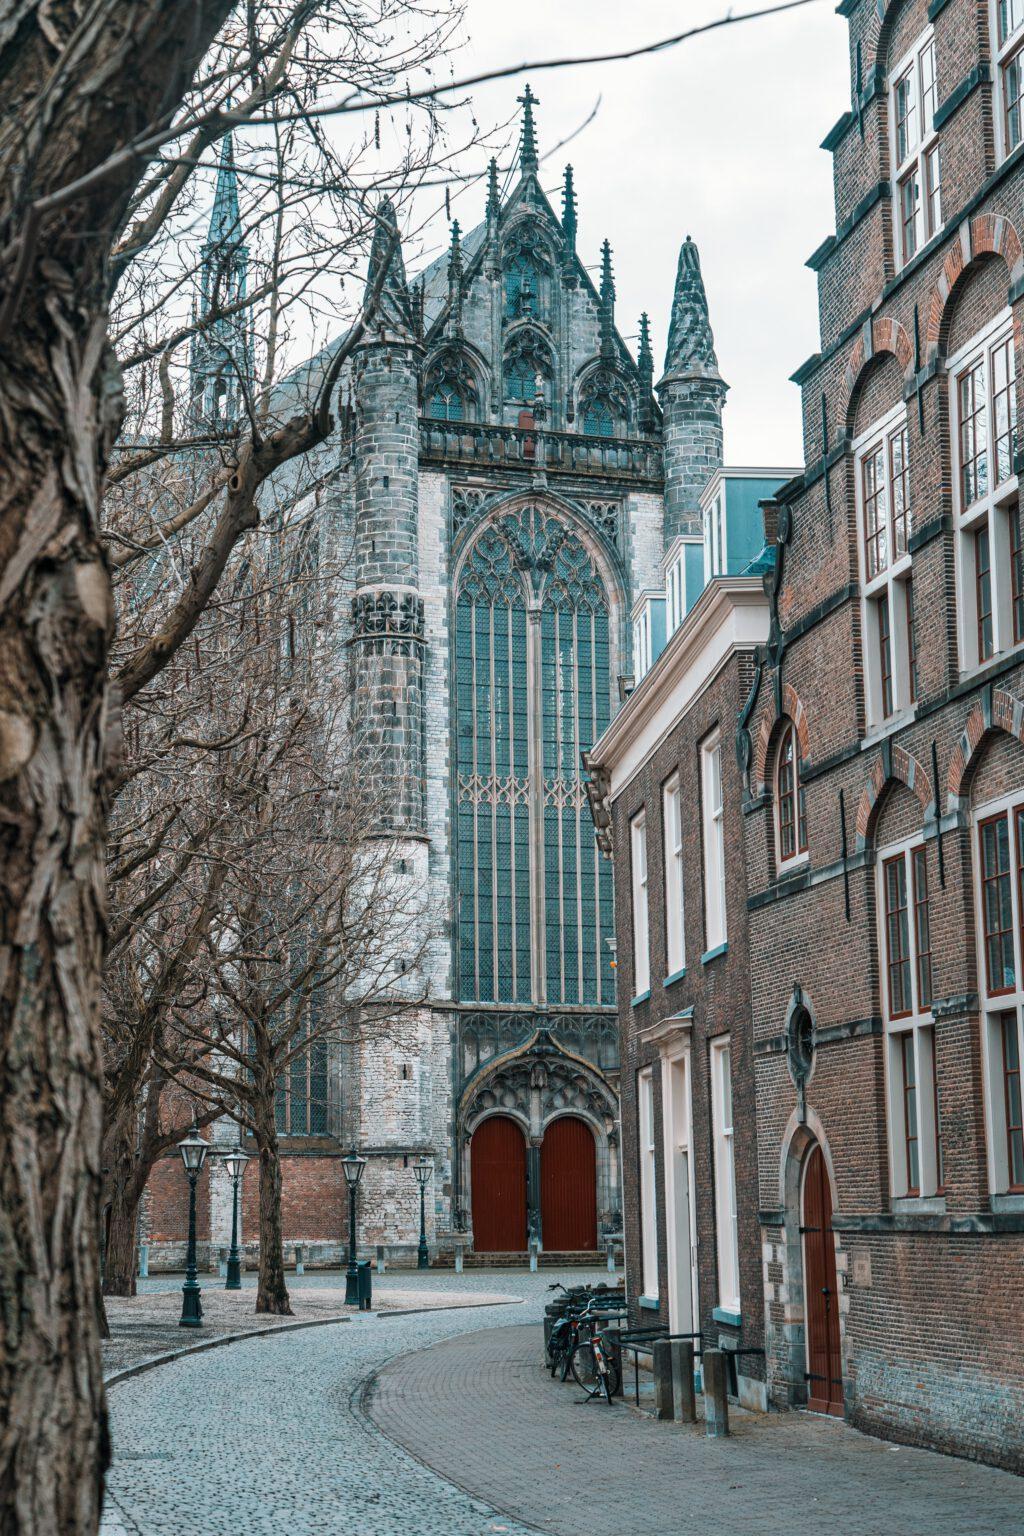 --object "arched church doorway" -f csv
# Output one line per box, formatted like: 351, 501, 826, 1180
540, 1115, 597, 1251
471, 1115, 527, 1251
802, 1143, 843, 1415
